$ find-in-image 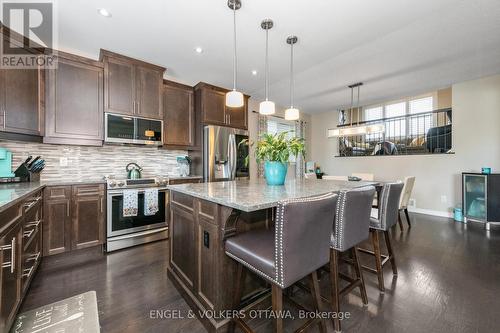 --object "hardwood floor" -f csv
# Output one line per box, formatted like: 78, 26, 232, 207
21, 213, 500, 332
